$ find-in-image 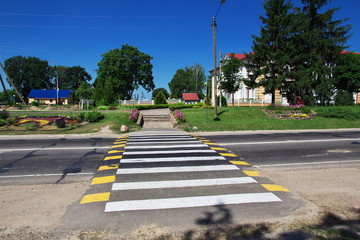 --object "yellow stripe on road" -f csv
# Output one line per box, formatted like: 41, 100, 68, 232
111, 144, 125, 148
211, 147, 227, 151
220, 153, 238, 157
108, 150, 124, 154
205, 142, 218, 145
243, 170, 260, 177
98, 164, 120, 171
80, 192, 110, 204
114, 141, 127, 144
230, 161, 250, 165
104, 155, 122, 161
261, 184, 290, 192
91, 175, 116, 185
